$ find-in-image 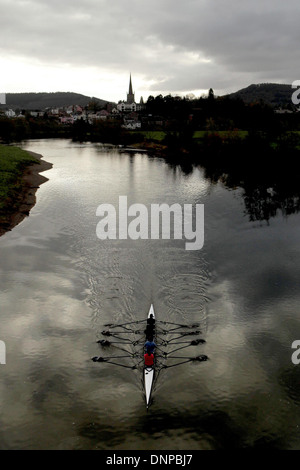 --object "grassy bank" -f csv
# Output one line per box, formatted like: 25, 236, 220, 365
131, 129, 249, 142
0, 145, 38, 220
